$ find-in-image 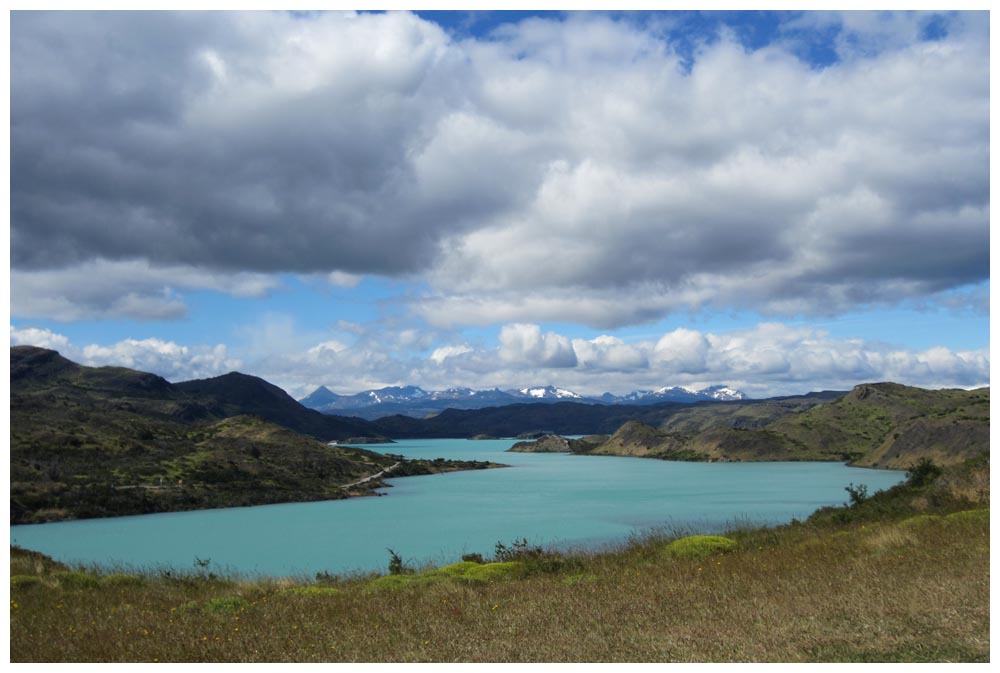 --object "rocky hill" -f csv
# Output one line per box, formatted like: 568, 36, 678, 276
512, 383, 989, 469
9, 346, 498, 523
